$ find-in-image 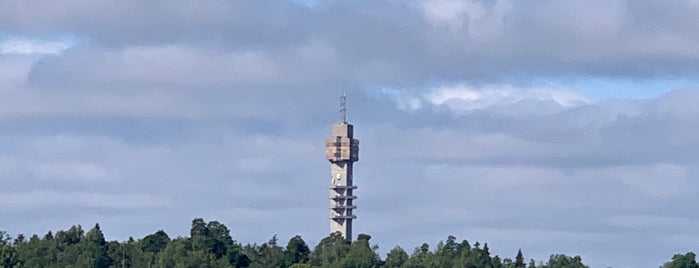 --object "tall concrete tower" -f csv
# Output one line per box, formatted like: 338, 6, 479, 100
325, 94, 359, 240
